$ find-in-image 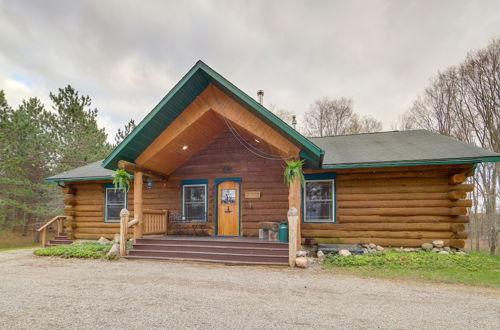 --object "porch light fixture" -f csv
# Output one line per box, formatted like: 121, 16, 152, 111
182, 145, 188, 150
147, 177, 153, 190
